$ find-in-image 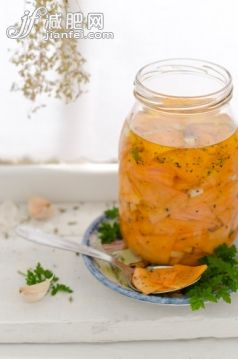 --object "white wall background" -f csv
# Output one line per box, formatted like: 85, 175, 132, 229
1, 0, 238, 162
